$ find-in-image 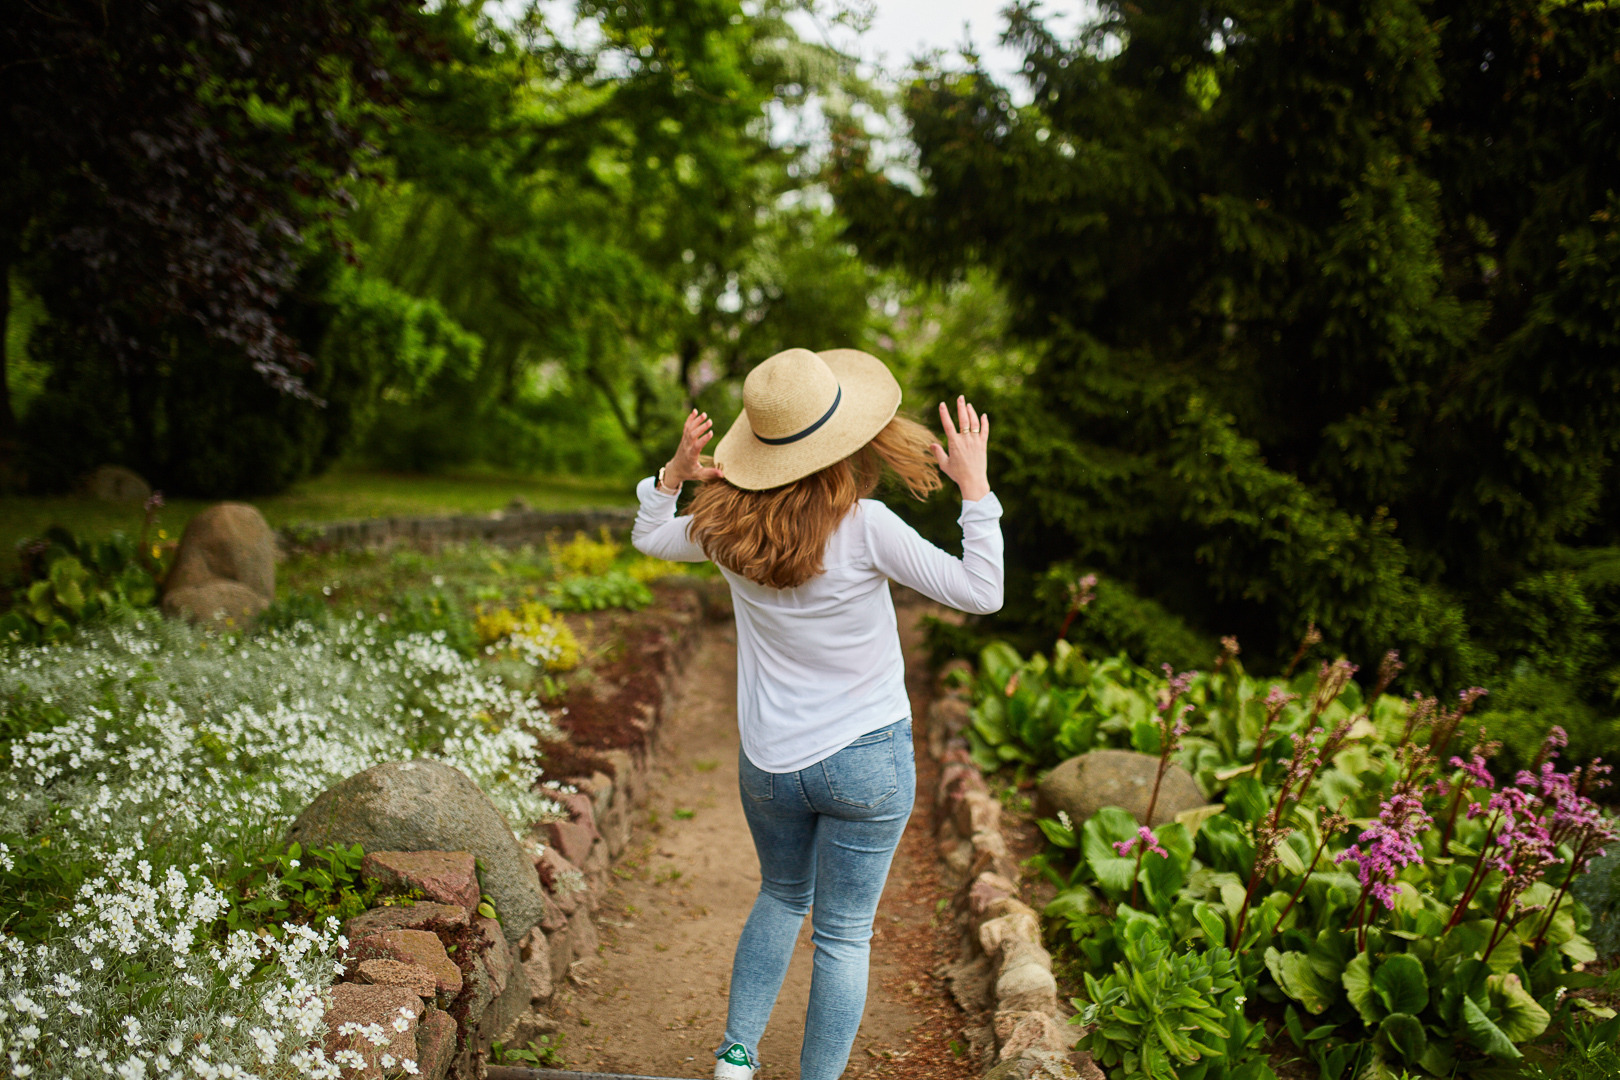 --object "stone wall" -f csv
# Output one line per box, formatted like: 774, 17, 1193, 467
925, 663, 1105, 1080
314, 583, 706, 1080
284, 506, 638, 551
